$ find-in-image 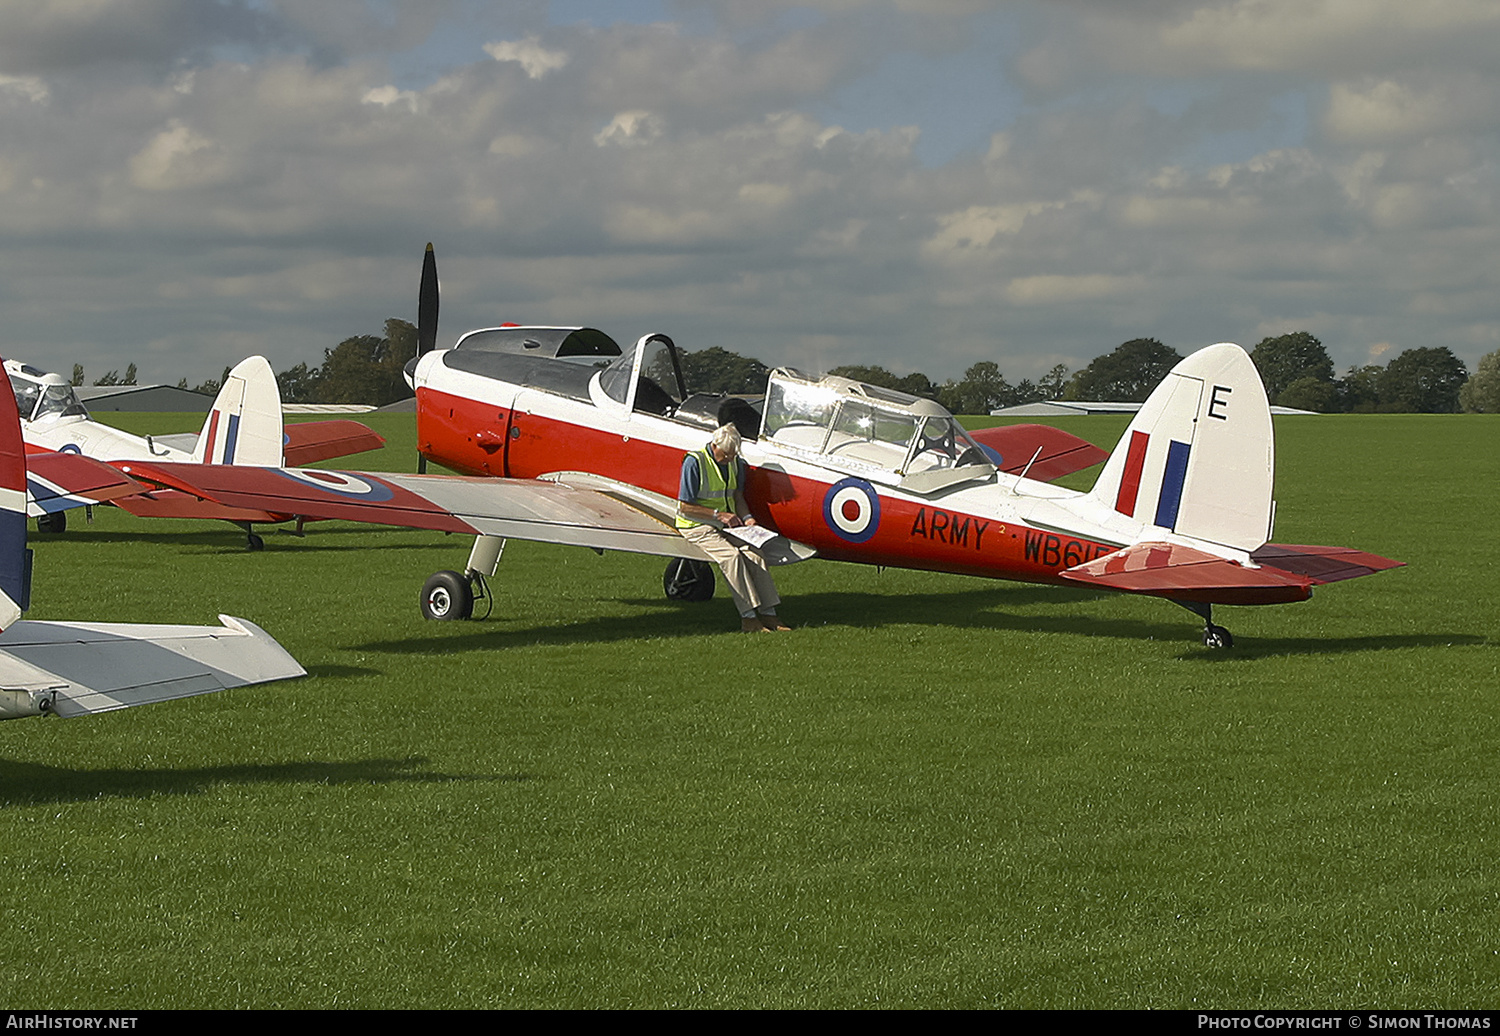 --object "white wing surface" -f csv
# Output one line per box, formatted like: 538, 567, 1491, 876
0, 615, 305, 719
